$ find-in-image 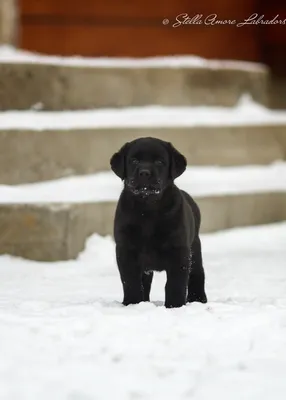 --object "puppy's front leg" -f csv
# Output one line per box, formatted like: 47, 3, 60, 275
165, 249, 190, 308
188, 237, 207, 304
116, 246, 143, 306
142, 271, 153, 302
